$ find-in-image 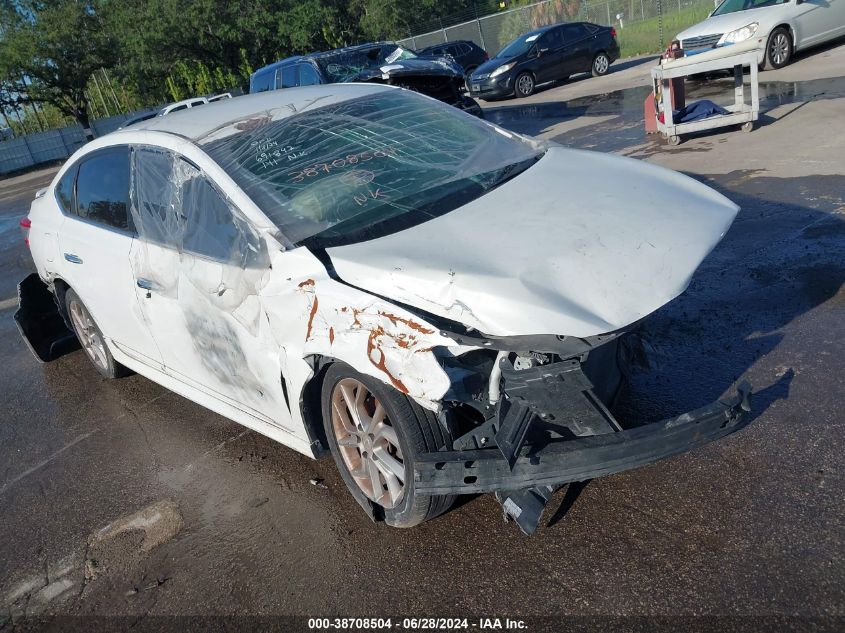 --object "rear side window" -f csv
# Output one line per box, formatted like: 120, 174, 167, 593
251, 70, 274, 93
75, 148, 131, 231
562, 24, 585, 42
55, 166, 77, 215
